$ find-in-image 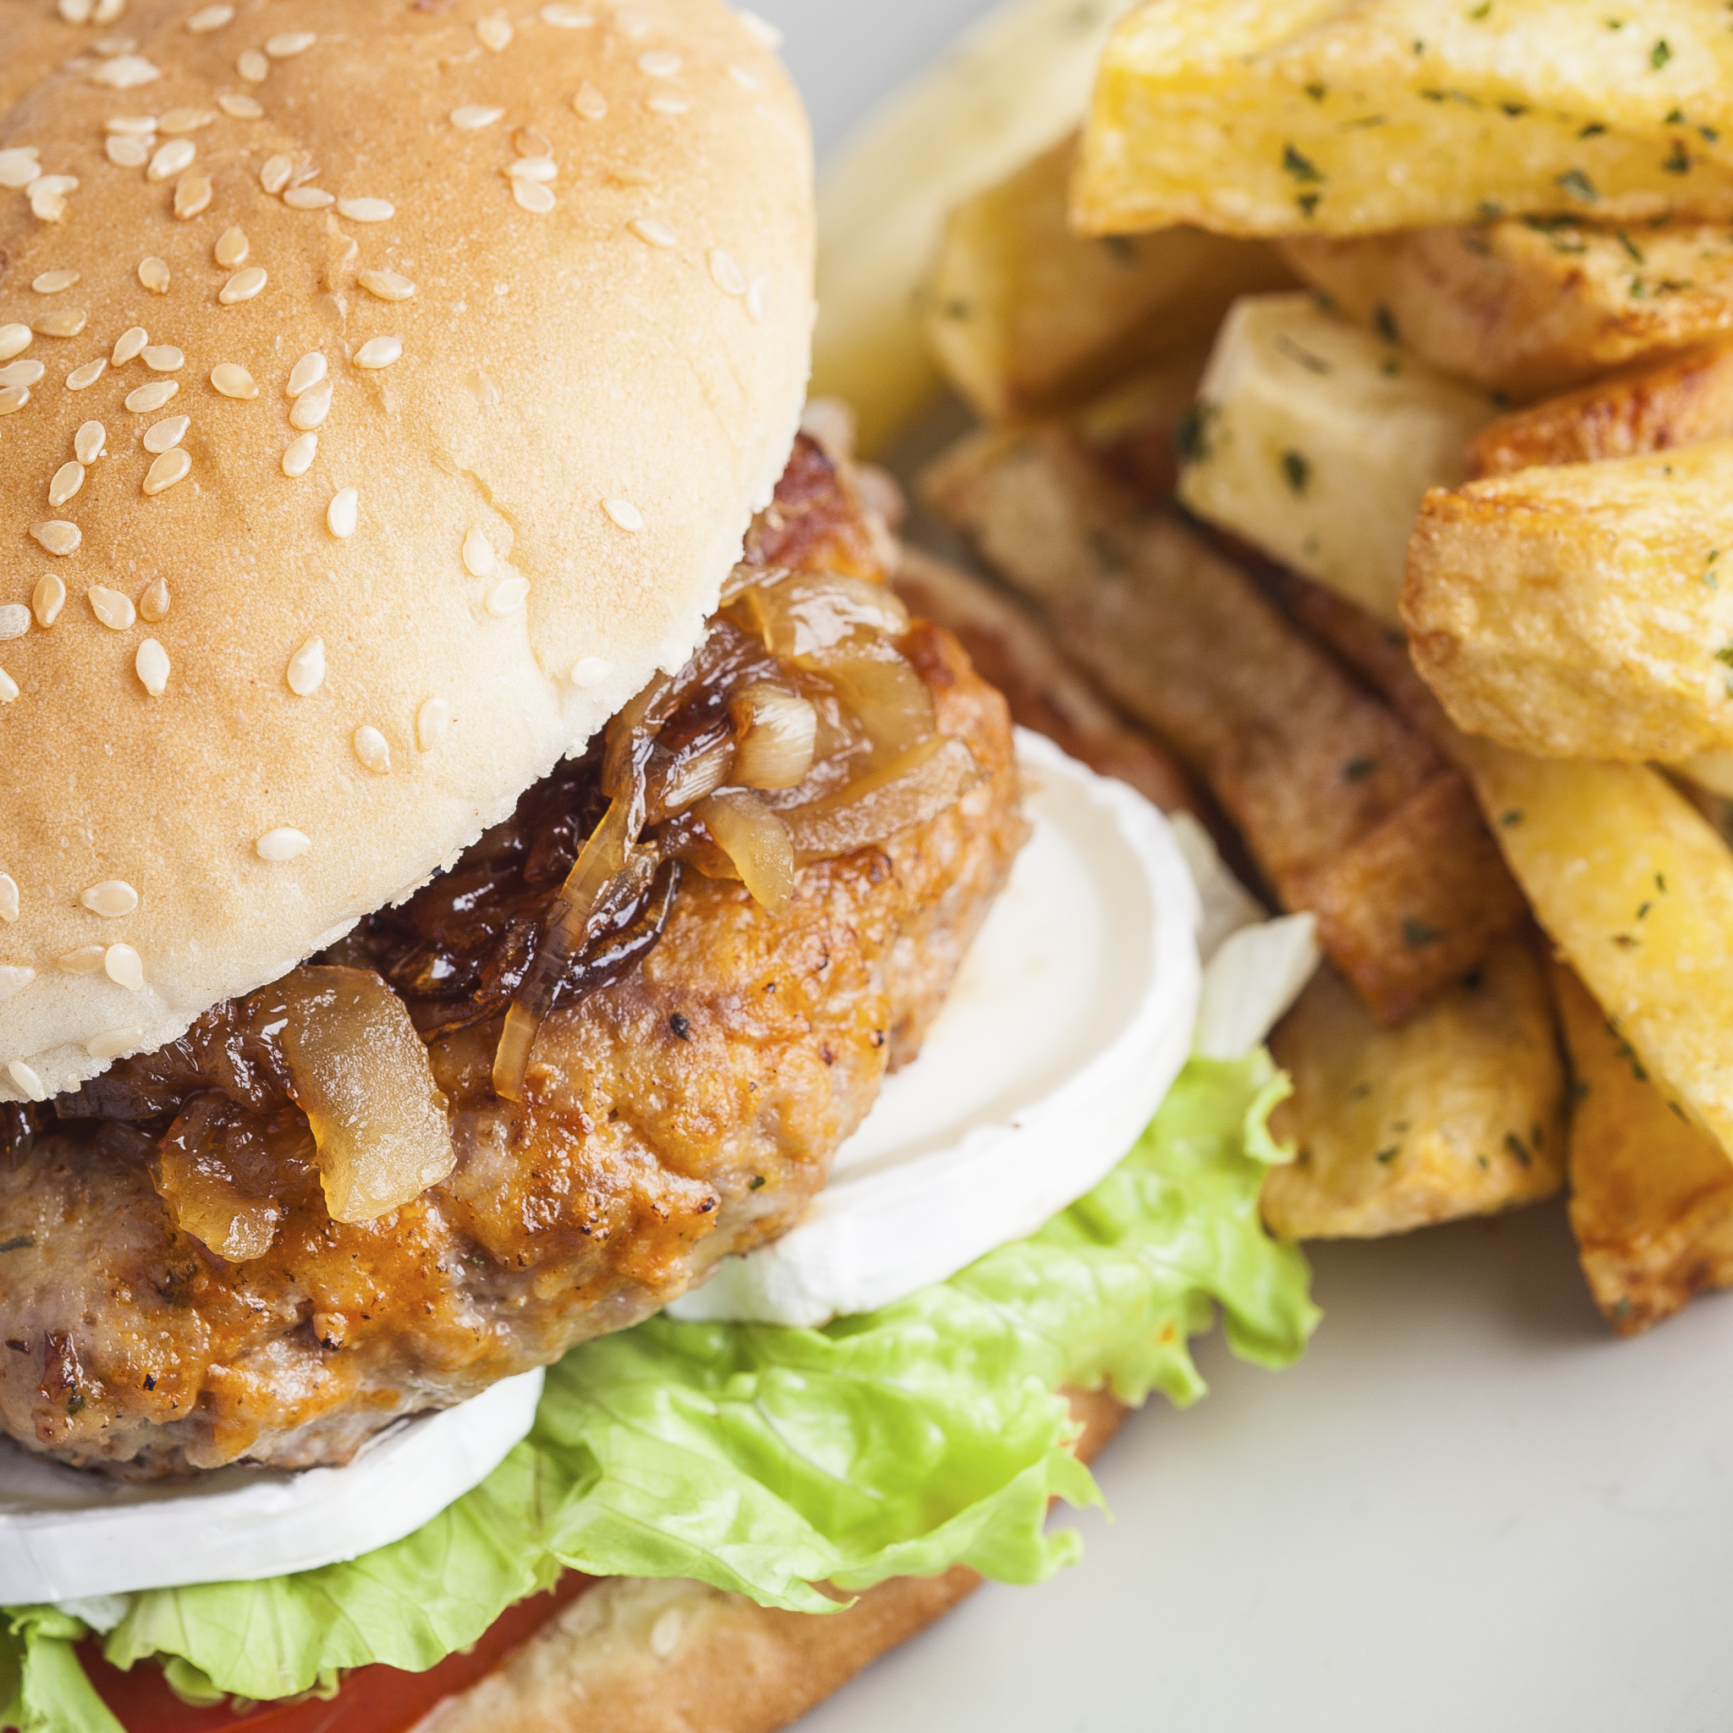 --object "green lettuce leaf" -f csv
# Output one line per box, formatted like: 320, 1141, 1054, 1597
8, 1052, 1315, 1723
